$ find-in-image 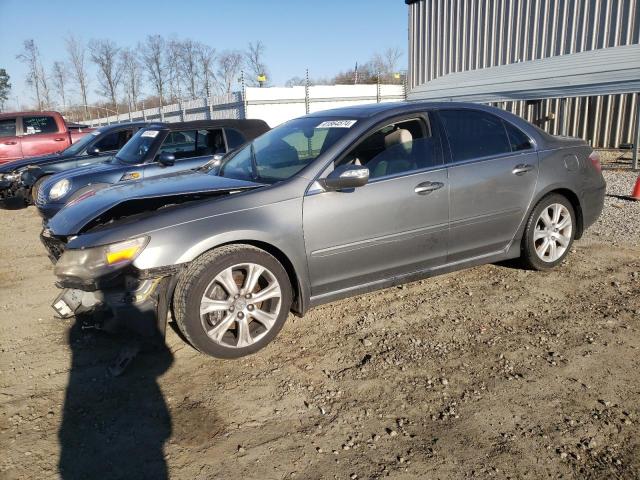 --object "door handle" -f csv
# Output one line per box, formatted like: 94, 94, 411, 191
512, 164, 534, 175
3, 141, 17, 145
414, 181, 444, 195
54, 138, 65, 142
